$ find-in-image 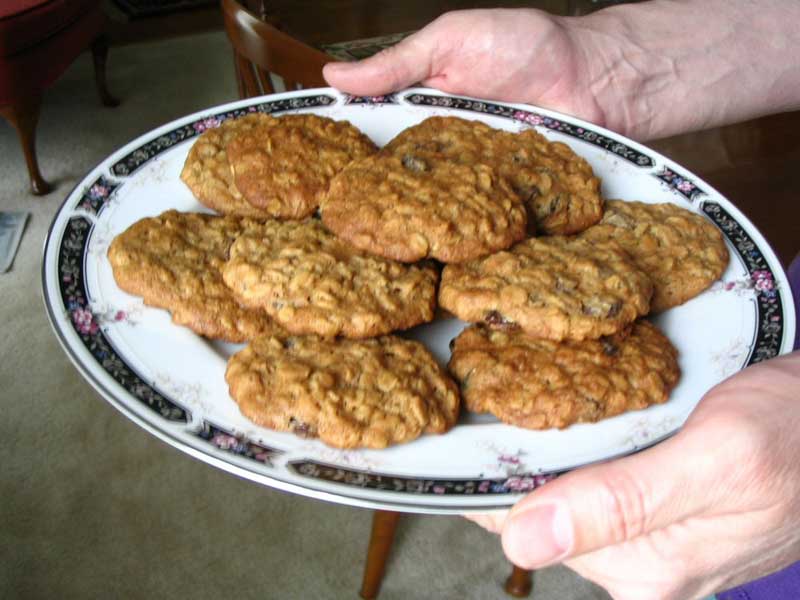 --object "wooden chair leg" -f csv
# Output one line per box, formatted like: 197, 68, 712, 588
0, 96, 52, 195
90, 34, 120, 107
233, 51, 247, 99
360, 510, 401, 600
504, 564, 533, 597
